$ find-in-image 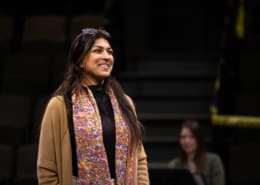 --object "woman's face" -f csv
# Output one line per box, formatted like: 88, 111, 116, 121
80, 38, 114, 85
179, 127, 198, 155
